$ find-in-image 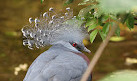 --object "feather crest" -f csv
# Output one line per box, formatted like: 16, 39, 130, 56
21, 7, 88, 49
